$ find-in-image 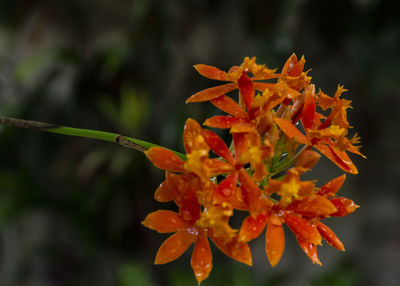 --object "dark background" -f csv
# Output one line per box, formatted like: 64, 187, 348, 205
0, 0, 399, 285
